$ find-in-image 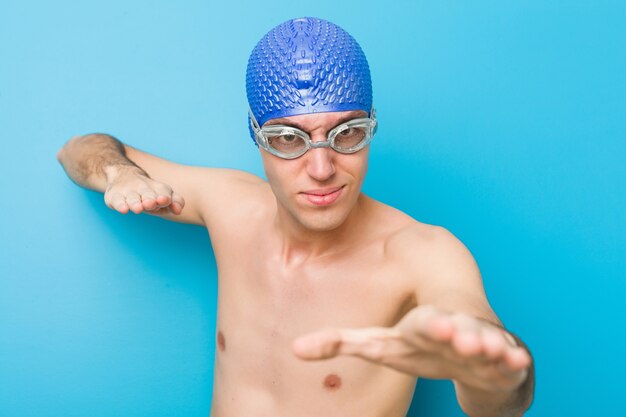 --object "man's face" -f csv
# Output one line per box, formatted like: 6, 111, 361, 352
260, 109, 370, 232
